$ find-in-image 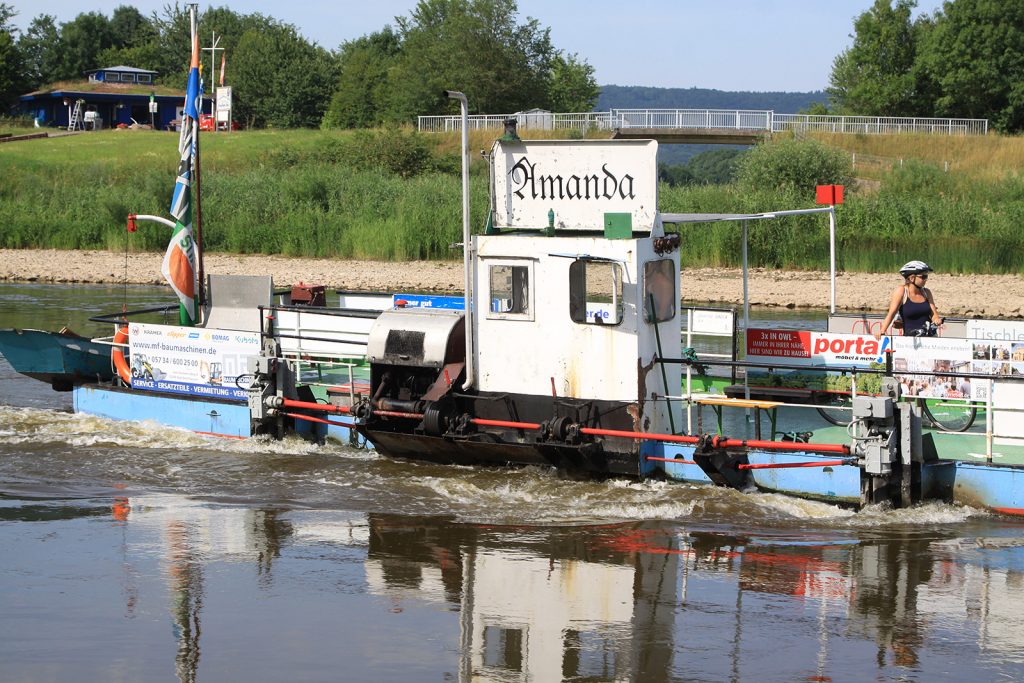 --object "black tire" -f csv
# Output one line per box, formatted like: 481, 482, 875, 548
922, 399, 977, 432
816, 392, 853, 426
